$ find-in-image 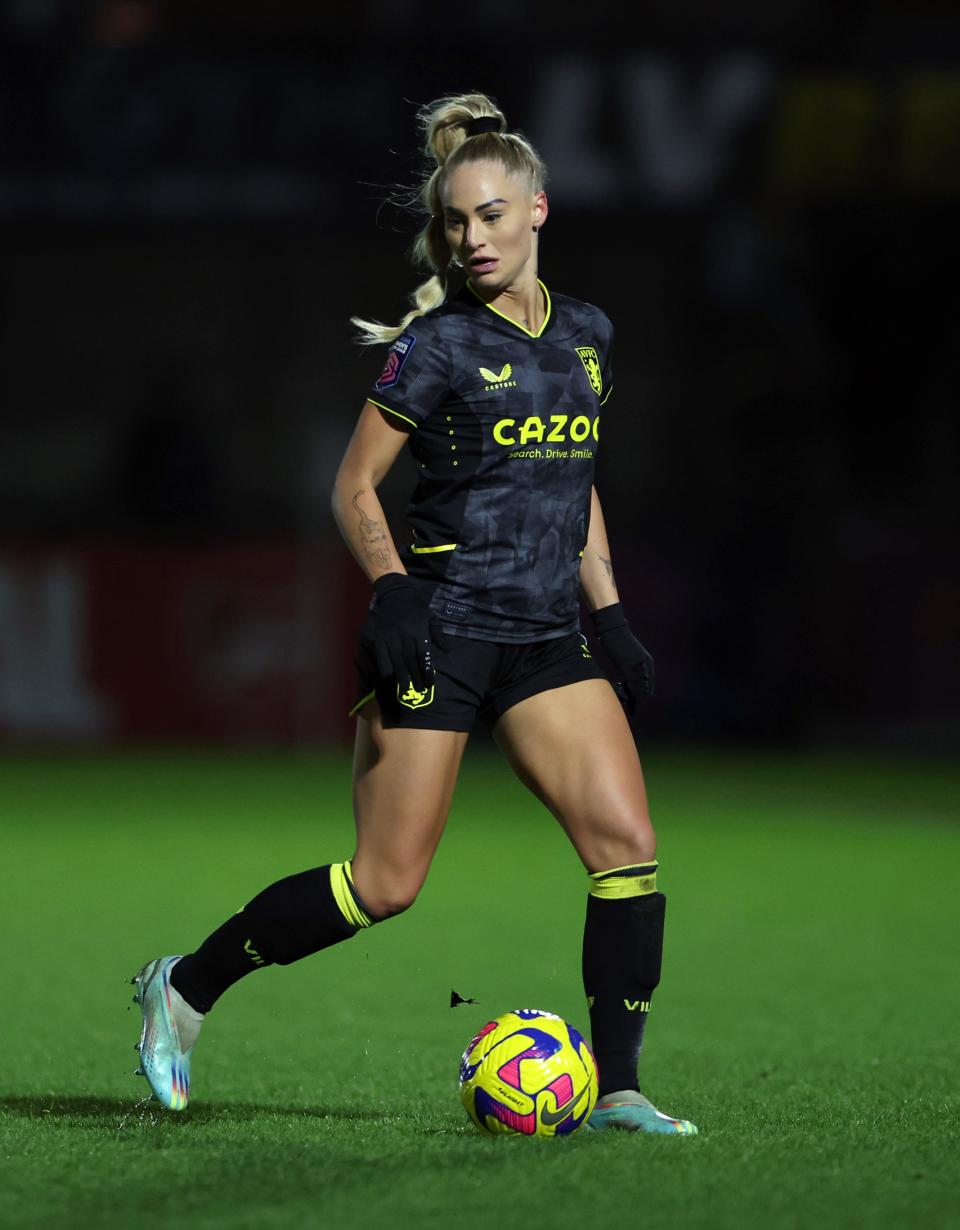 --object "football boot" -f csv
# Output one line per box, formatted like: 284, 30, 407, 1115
587, 1089, 698, 1135
131, 956, 195, 1111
